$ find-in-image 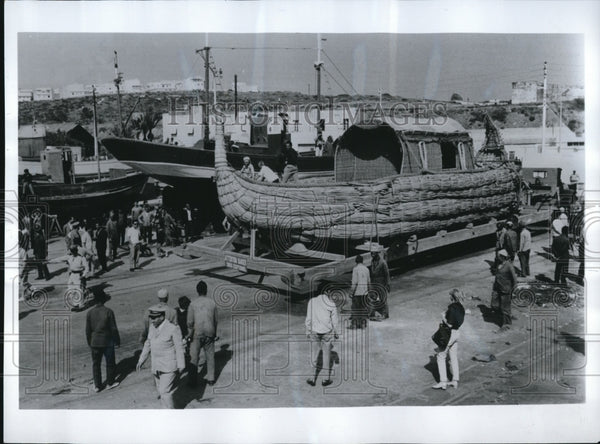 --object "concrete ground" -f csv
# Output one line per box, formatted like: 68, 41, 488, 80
17, 231, 586, 409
